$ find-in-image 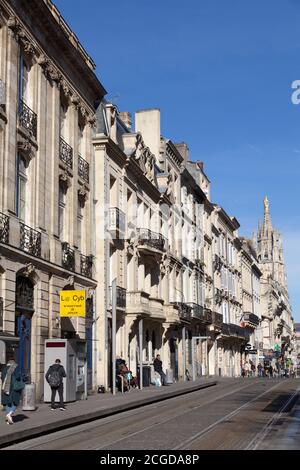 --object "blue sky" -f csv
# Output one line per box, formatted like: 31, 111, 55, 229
55, 0, 300, 319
